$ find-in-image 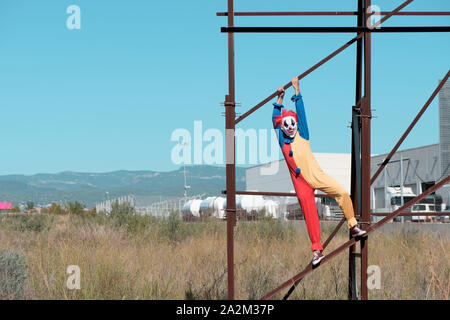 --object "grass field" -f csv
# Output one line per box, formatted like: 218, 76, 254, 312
0, 211, 448, 300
